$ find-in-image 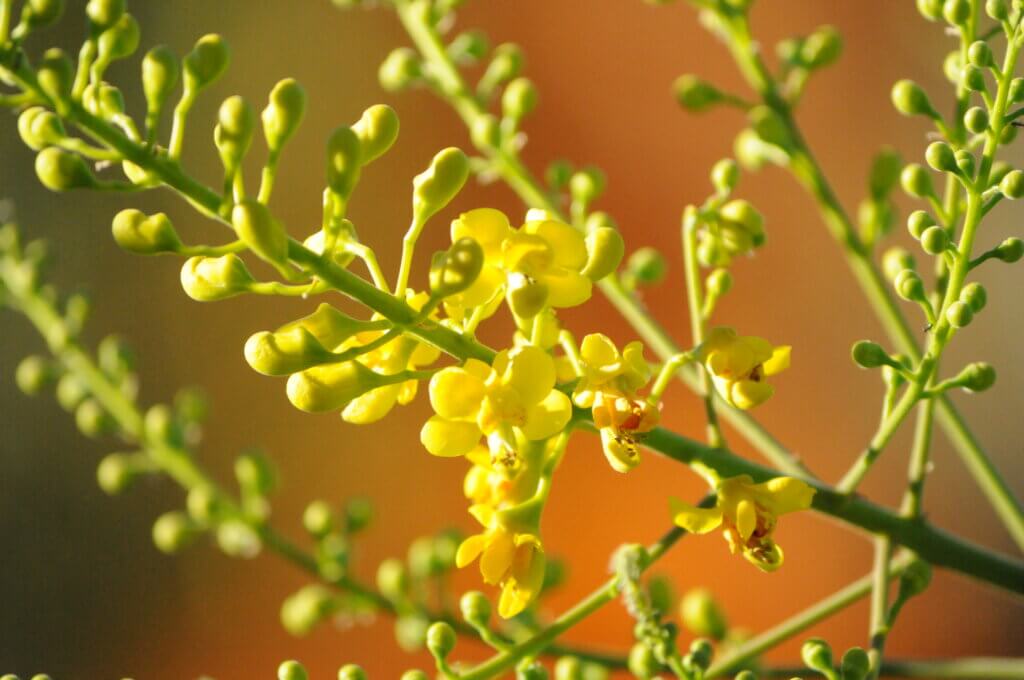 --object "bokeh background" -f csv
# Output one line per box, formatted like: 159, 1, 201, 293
1, 1, 1022, 678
